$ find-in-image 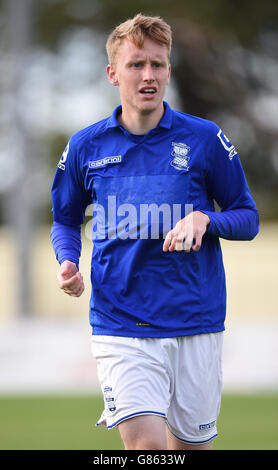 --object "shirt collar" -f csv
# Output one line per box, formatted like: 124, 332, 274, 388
106, 101, 173, 131
107, 105, 122, 129
158, 101, 173, 129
